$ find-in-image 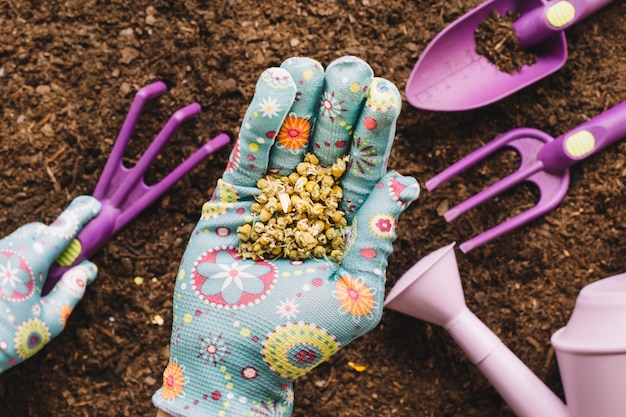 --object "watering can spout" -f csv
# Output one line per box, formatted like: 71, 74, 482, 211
384, 243, 569, 417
